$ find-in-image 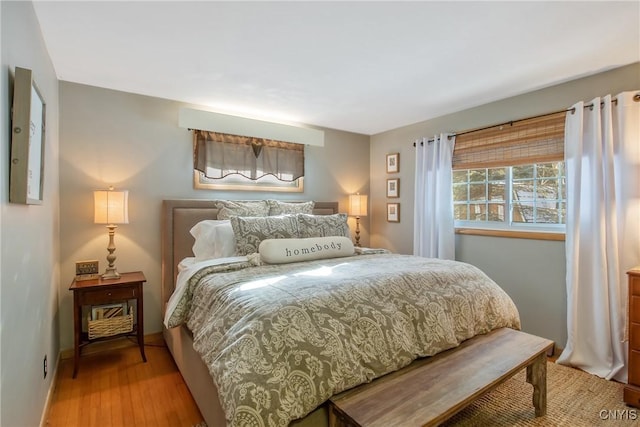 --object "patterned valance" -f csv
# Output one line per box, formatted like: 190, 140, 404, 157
194, 130, 305, 181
